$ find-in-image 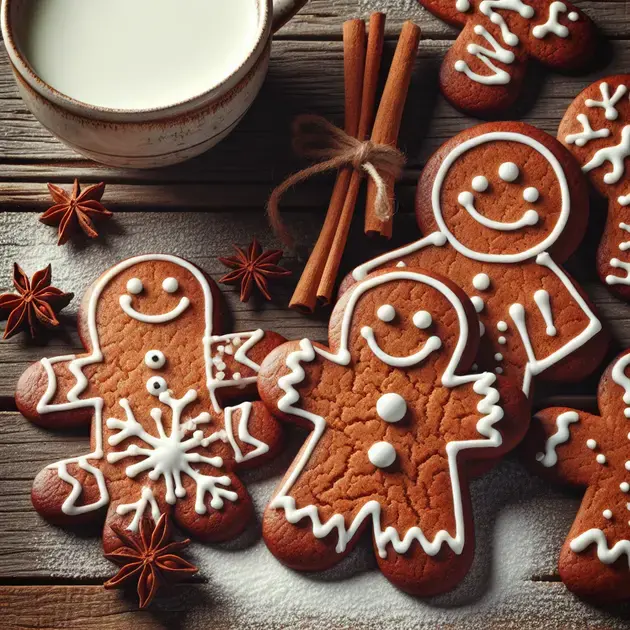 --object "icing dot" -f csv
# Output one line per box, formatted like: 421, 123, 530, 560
413, 311, 432, 329
472, 176, 489, 193
497, 321, 508, 332
480, 321, 485, 336
144, 350, 166, 370
494, 353, 503, 362
368, 442, 397, 468
603, 509, 613, 520
596, 454, 607, 465
455, 0, 470, 11
458, 191, 474, 206
376, 393, 407, 423
472, 273, 491, 291
498, 162, 520, 182
233, 372, 241, 380
162, 277, 179, 293
626, 461, 630, 471
377, 304, 396, 323
622, 482, 630, 493
498, 336, 506, 345
495, 367, 504, 374
471, 296, 485, 313
146, 376, 167, 396
126, 278, 143, 294
586, 439, 597, 449
568, 11, 578, 21
523, 187, 540, 203
396, 261, 407, 268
